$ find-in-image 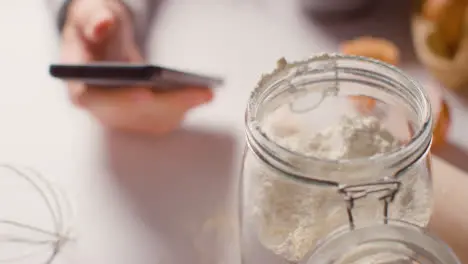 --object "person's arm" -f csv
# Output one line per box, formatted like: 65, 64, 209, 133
49, 0, 152, 43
